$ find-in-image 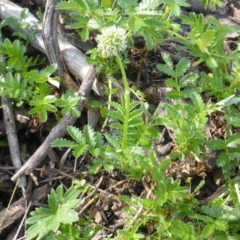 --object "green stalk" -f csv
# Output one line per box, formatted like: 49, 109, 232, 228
116, 54, 130, 150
